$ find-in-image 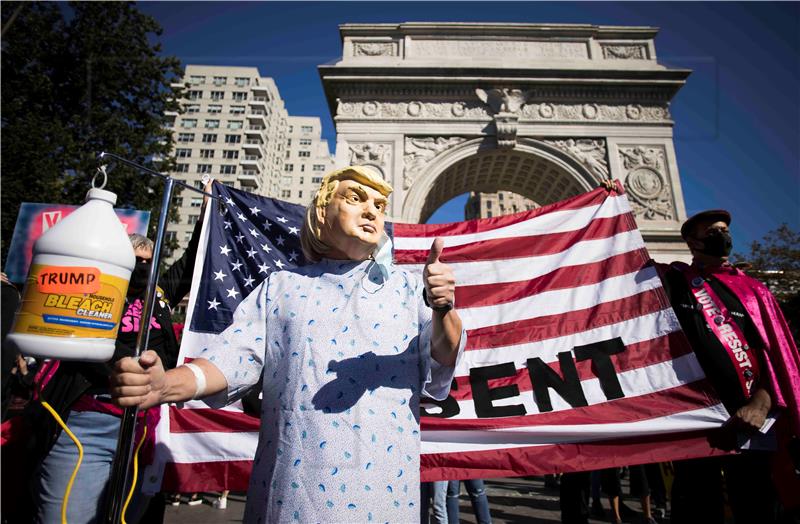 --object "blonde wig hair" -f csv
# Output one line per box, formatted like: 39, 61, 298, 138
300, 165, 393, 262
